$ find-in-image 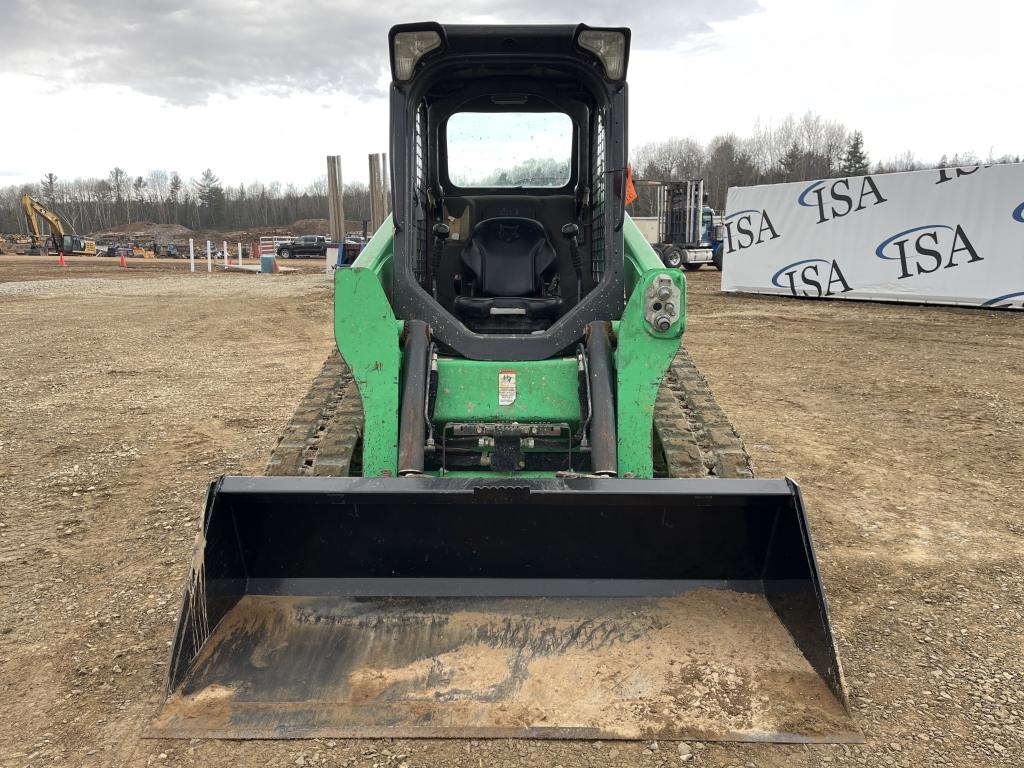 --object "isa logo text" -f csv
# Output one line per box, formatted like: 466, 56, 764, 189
875, 224, 982, 280
771, 258, 853, 298
723, 209, 780, 254
798, 176, 887, 224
